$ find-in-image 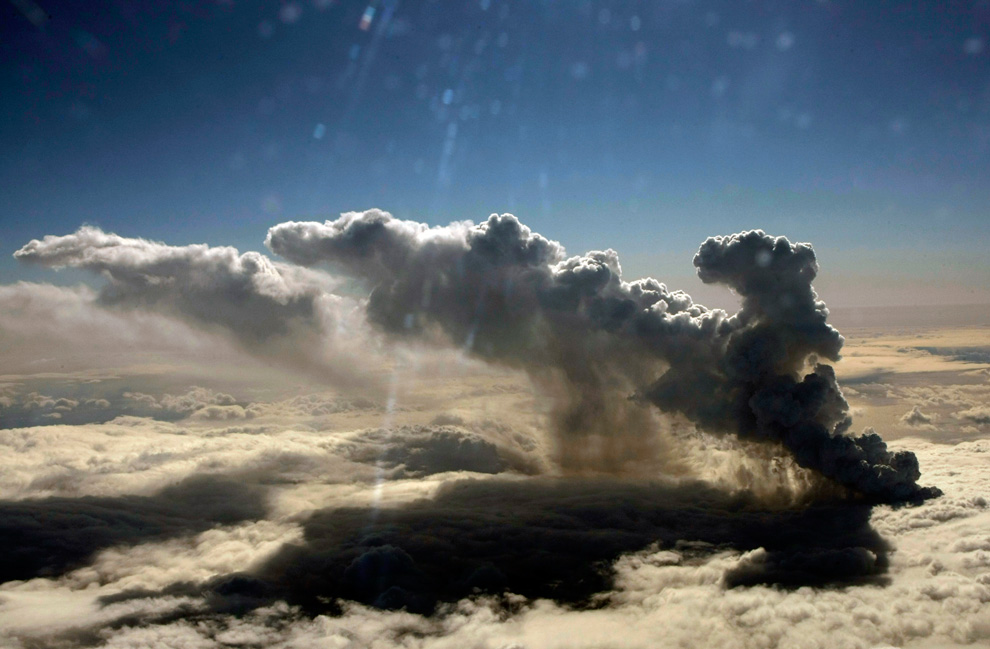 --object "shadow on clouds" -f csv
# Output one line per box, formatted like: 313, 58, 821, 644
251, 478, 889, 615
0, 475, 267, 584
